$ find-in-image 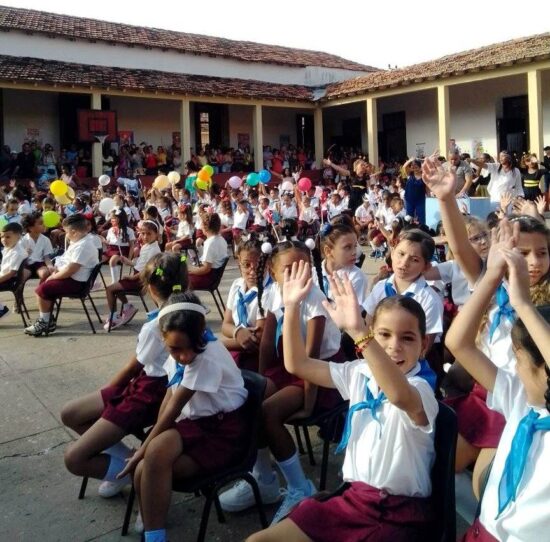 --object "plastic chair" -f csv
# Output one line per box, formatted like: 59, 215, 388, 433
106, 281, 150, 332
287, 401, 349, 491
121, 370, 268, 541
191, 257, 229, 319
52, 263, 103, 334
0, 258, 31, 327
